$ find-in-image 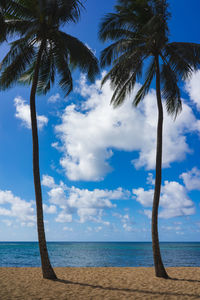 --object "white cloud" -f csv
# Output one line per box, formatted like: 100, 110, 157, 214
14, 97, 48, 130
21, 221, 35, 228
42, 174, 129, 224
180, 167, 200, 191
48, 93, 60, 103
123, 223, 133, 232
42, 175, 56, 188
185, 70, 200, 110
43, 204, 57, 214
160, 181, 194, 218
55, 212, 72, 223
54, 74, 200, 181
133, 188, 154, 208
113, 212, 134, 232
133, 180, 195, 219
0, 190, 35, 225
146, 173, 155, 185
